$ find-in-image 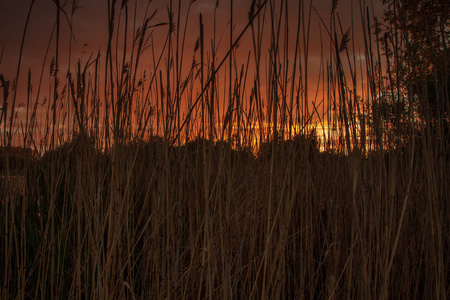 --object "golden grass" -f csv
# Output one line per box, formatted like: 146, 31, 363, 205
0, 0, 448, 298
